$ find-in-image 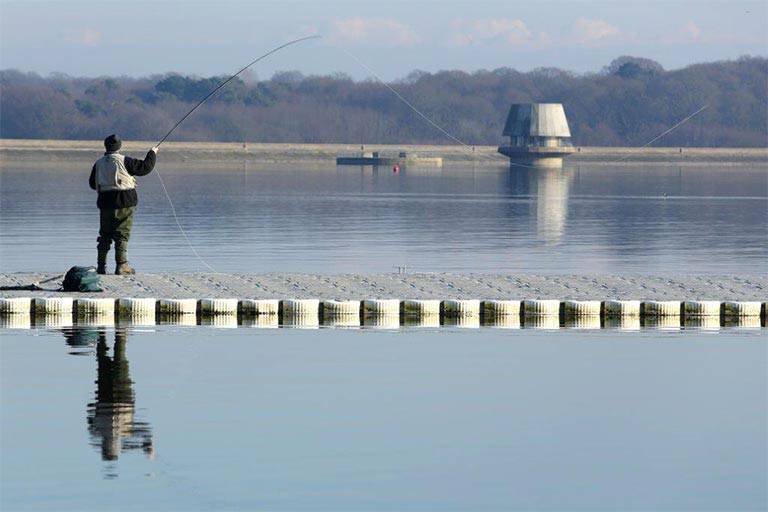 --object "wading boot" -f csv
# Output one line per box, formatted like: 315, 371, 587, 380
115, 262, 135, 275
